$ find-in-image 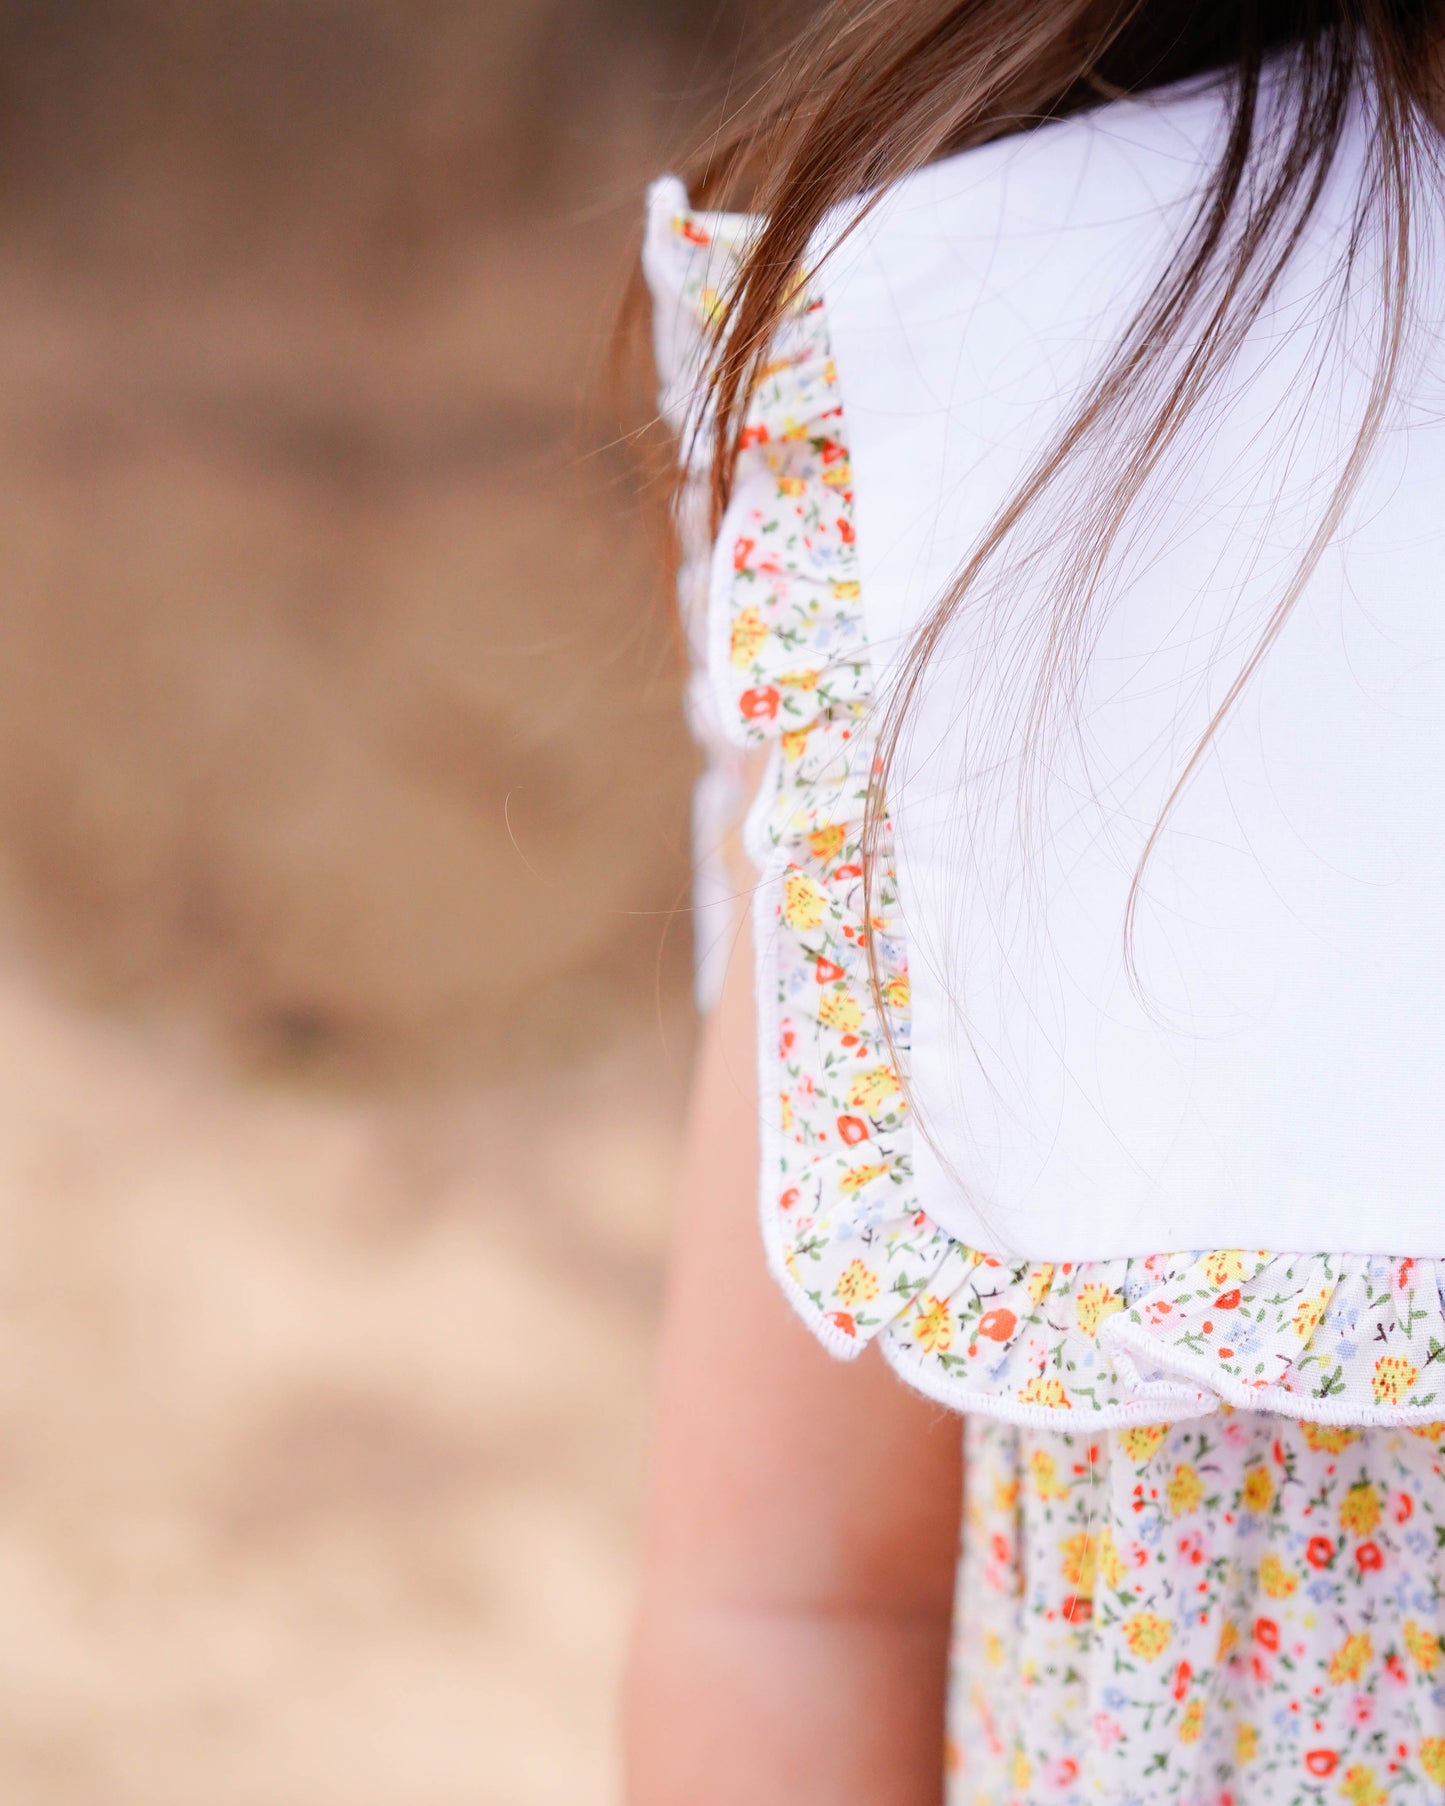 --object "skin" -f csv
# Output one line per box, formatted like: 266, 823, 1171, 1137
623, 909, 964, 1805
